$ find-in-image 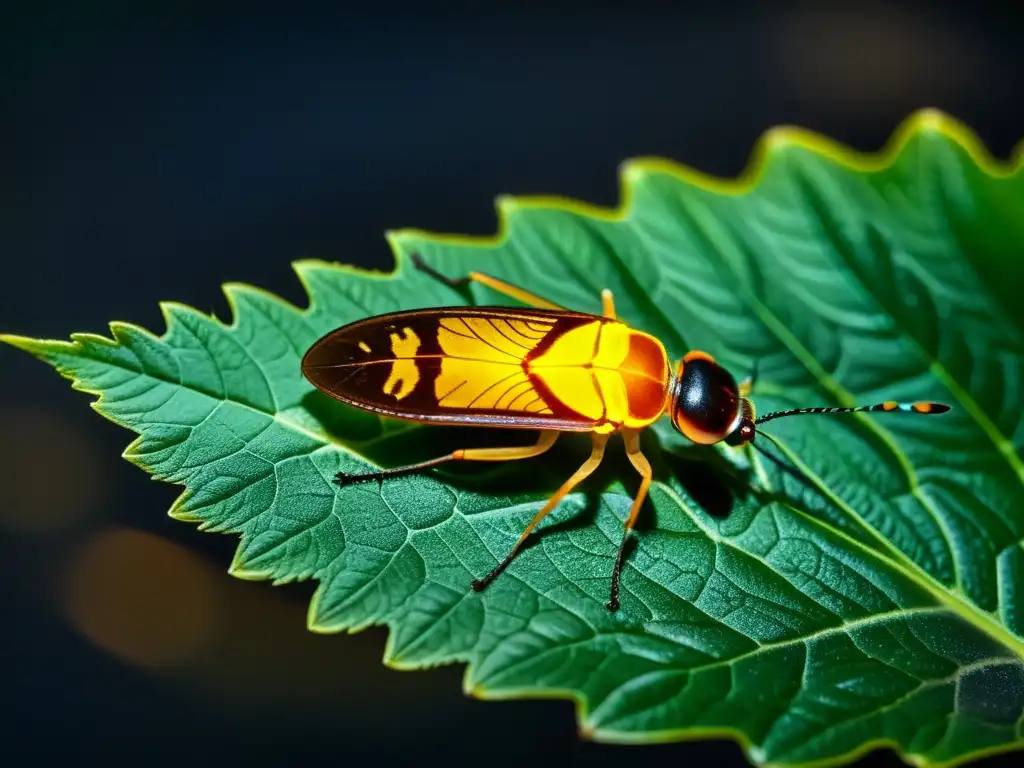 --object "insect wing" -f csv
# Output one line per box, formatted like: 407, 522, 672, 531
302, 307, 605, 430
